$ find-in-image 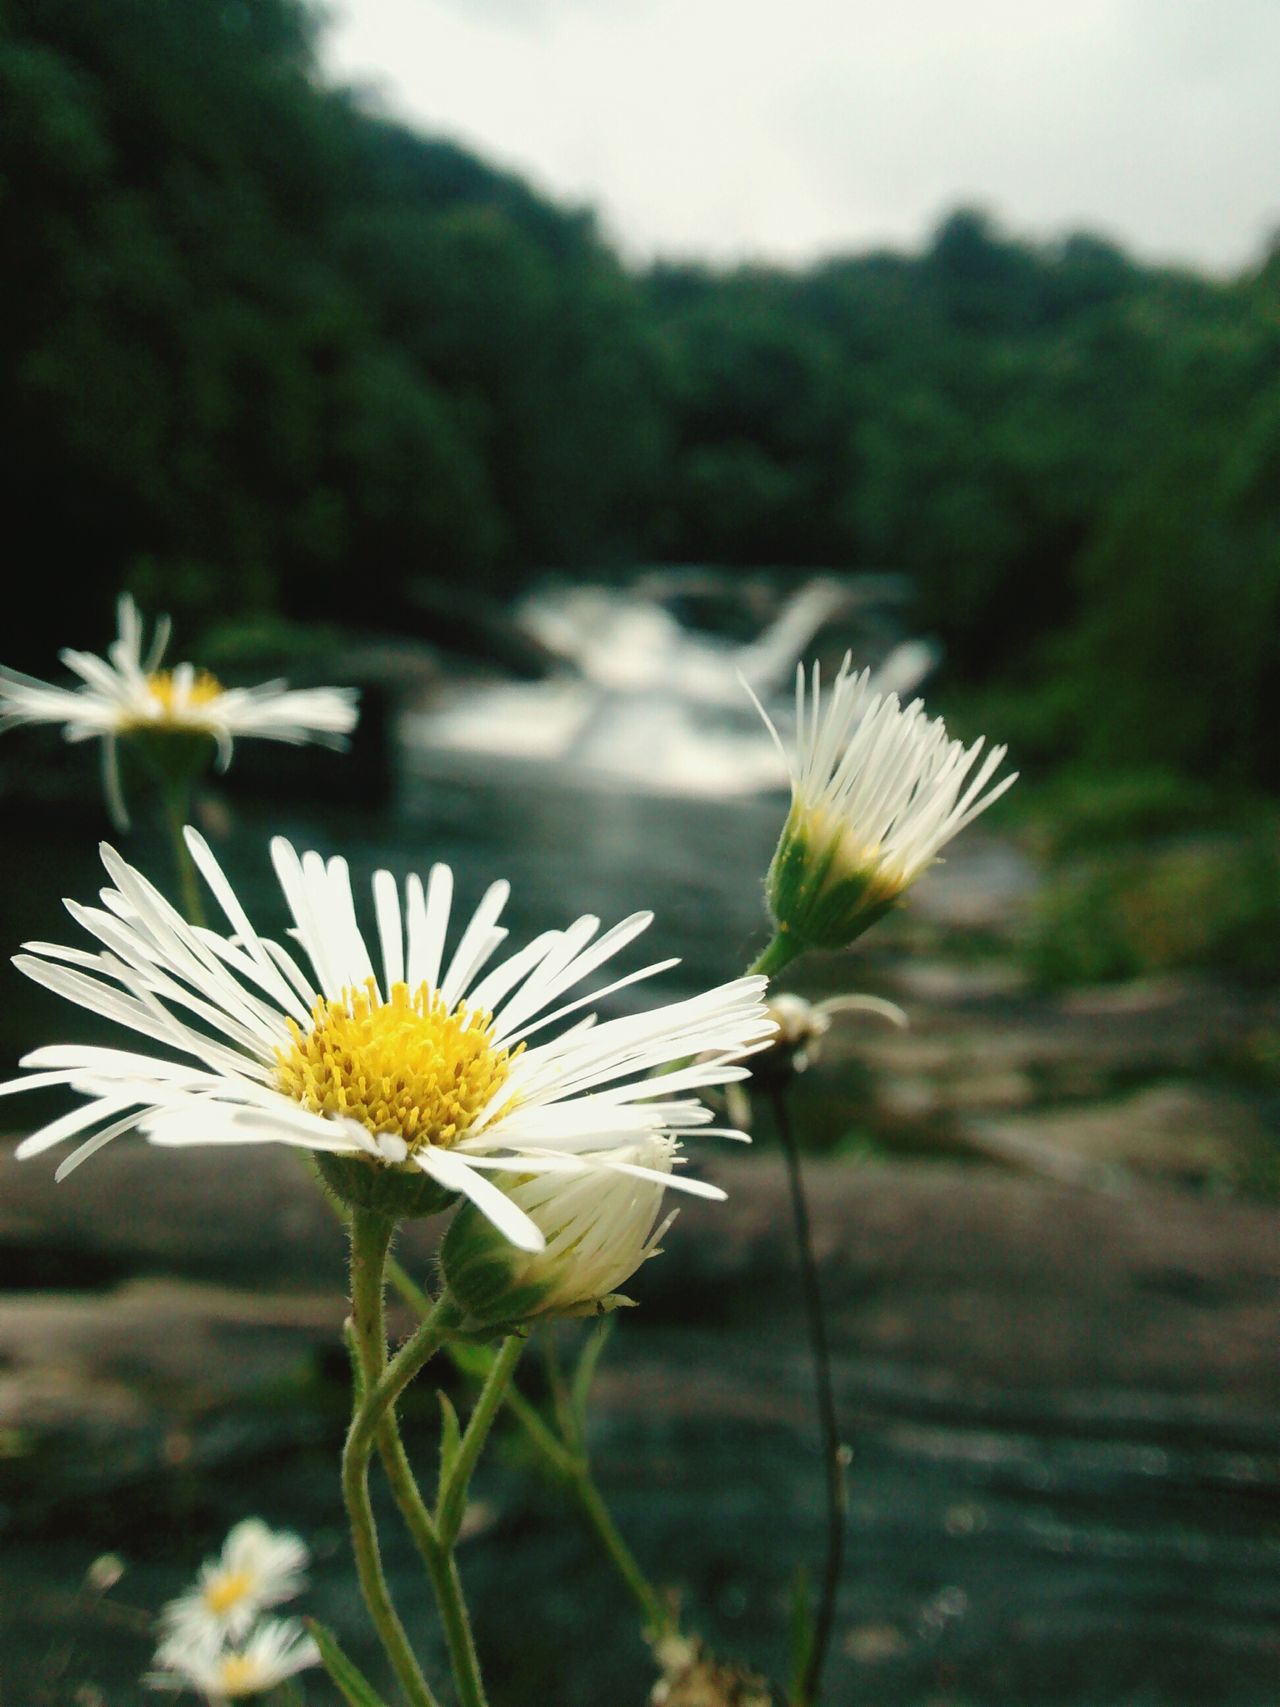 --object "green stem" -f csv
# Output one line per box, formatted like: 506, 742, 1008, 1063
355, 1294, 461, 1450
351, 1283, 493, 1707
385, 1250, 674, 1651
374, 1404, 490, 1707
437, 1335, 524, 1548
500, 1379, 576, 1478
160, 785, 207, 928
748, 930, 804, 980
569, 1459, 674, 1638
343, 1210, 441, 1707
768, 1086, 847, 1707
